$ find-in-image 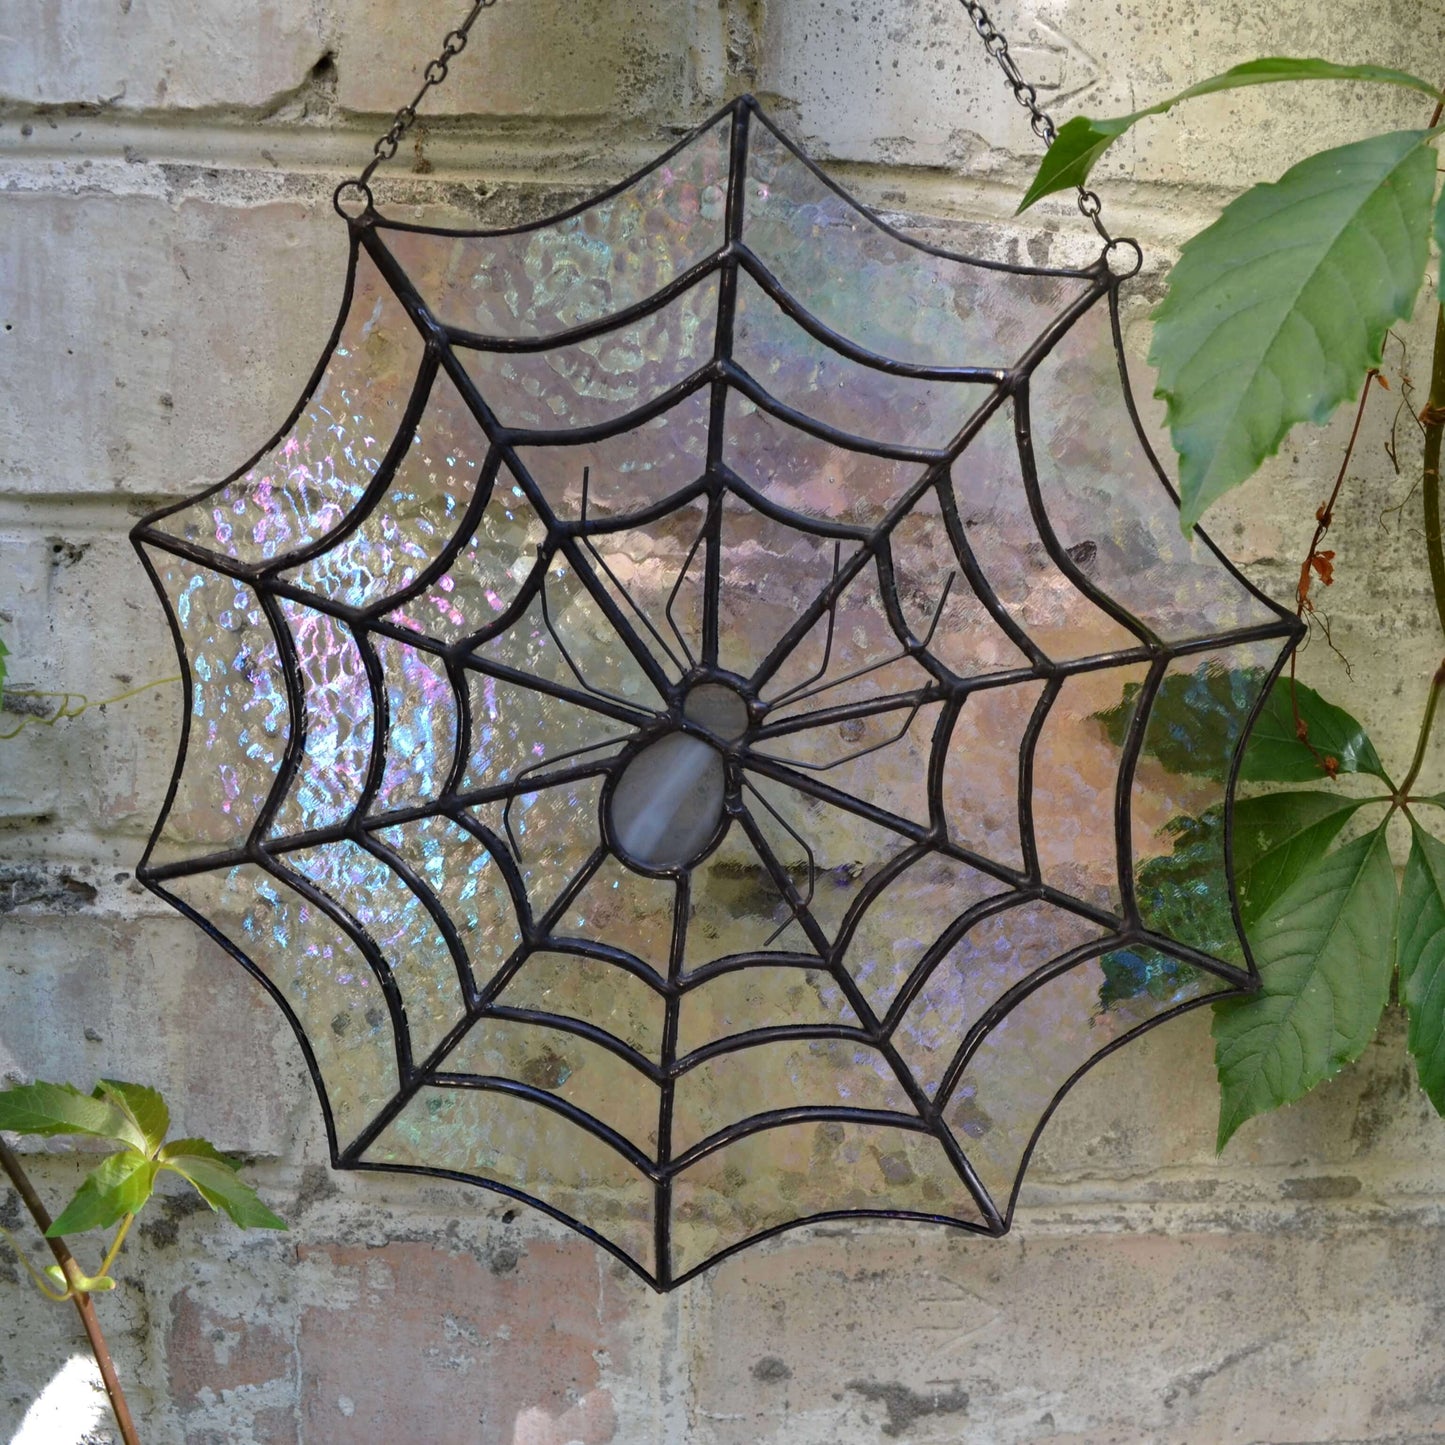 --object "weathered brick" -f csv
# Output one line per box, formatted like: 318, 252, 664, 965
0, 0, 328, 111
689, 1222, 1445, 1443
0, 915, 303, 1156
760, 0, 1439, 188
332, 0, 709, 121
168, 1292, 292, 1402
0, 528, 178, 835
3, 2, 1445, 1441
1023, 1005, 1445, 1203
295, 1237, 638, 1445
0, 195, 346, 497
